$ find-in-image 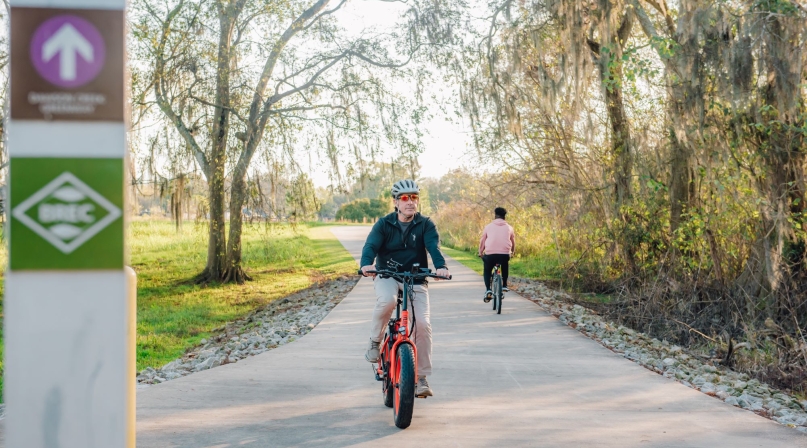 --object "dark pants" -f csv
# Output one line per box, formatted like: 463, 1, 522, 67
483, 254, 510, 290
